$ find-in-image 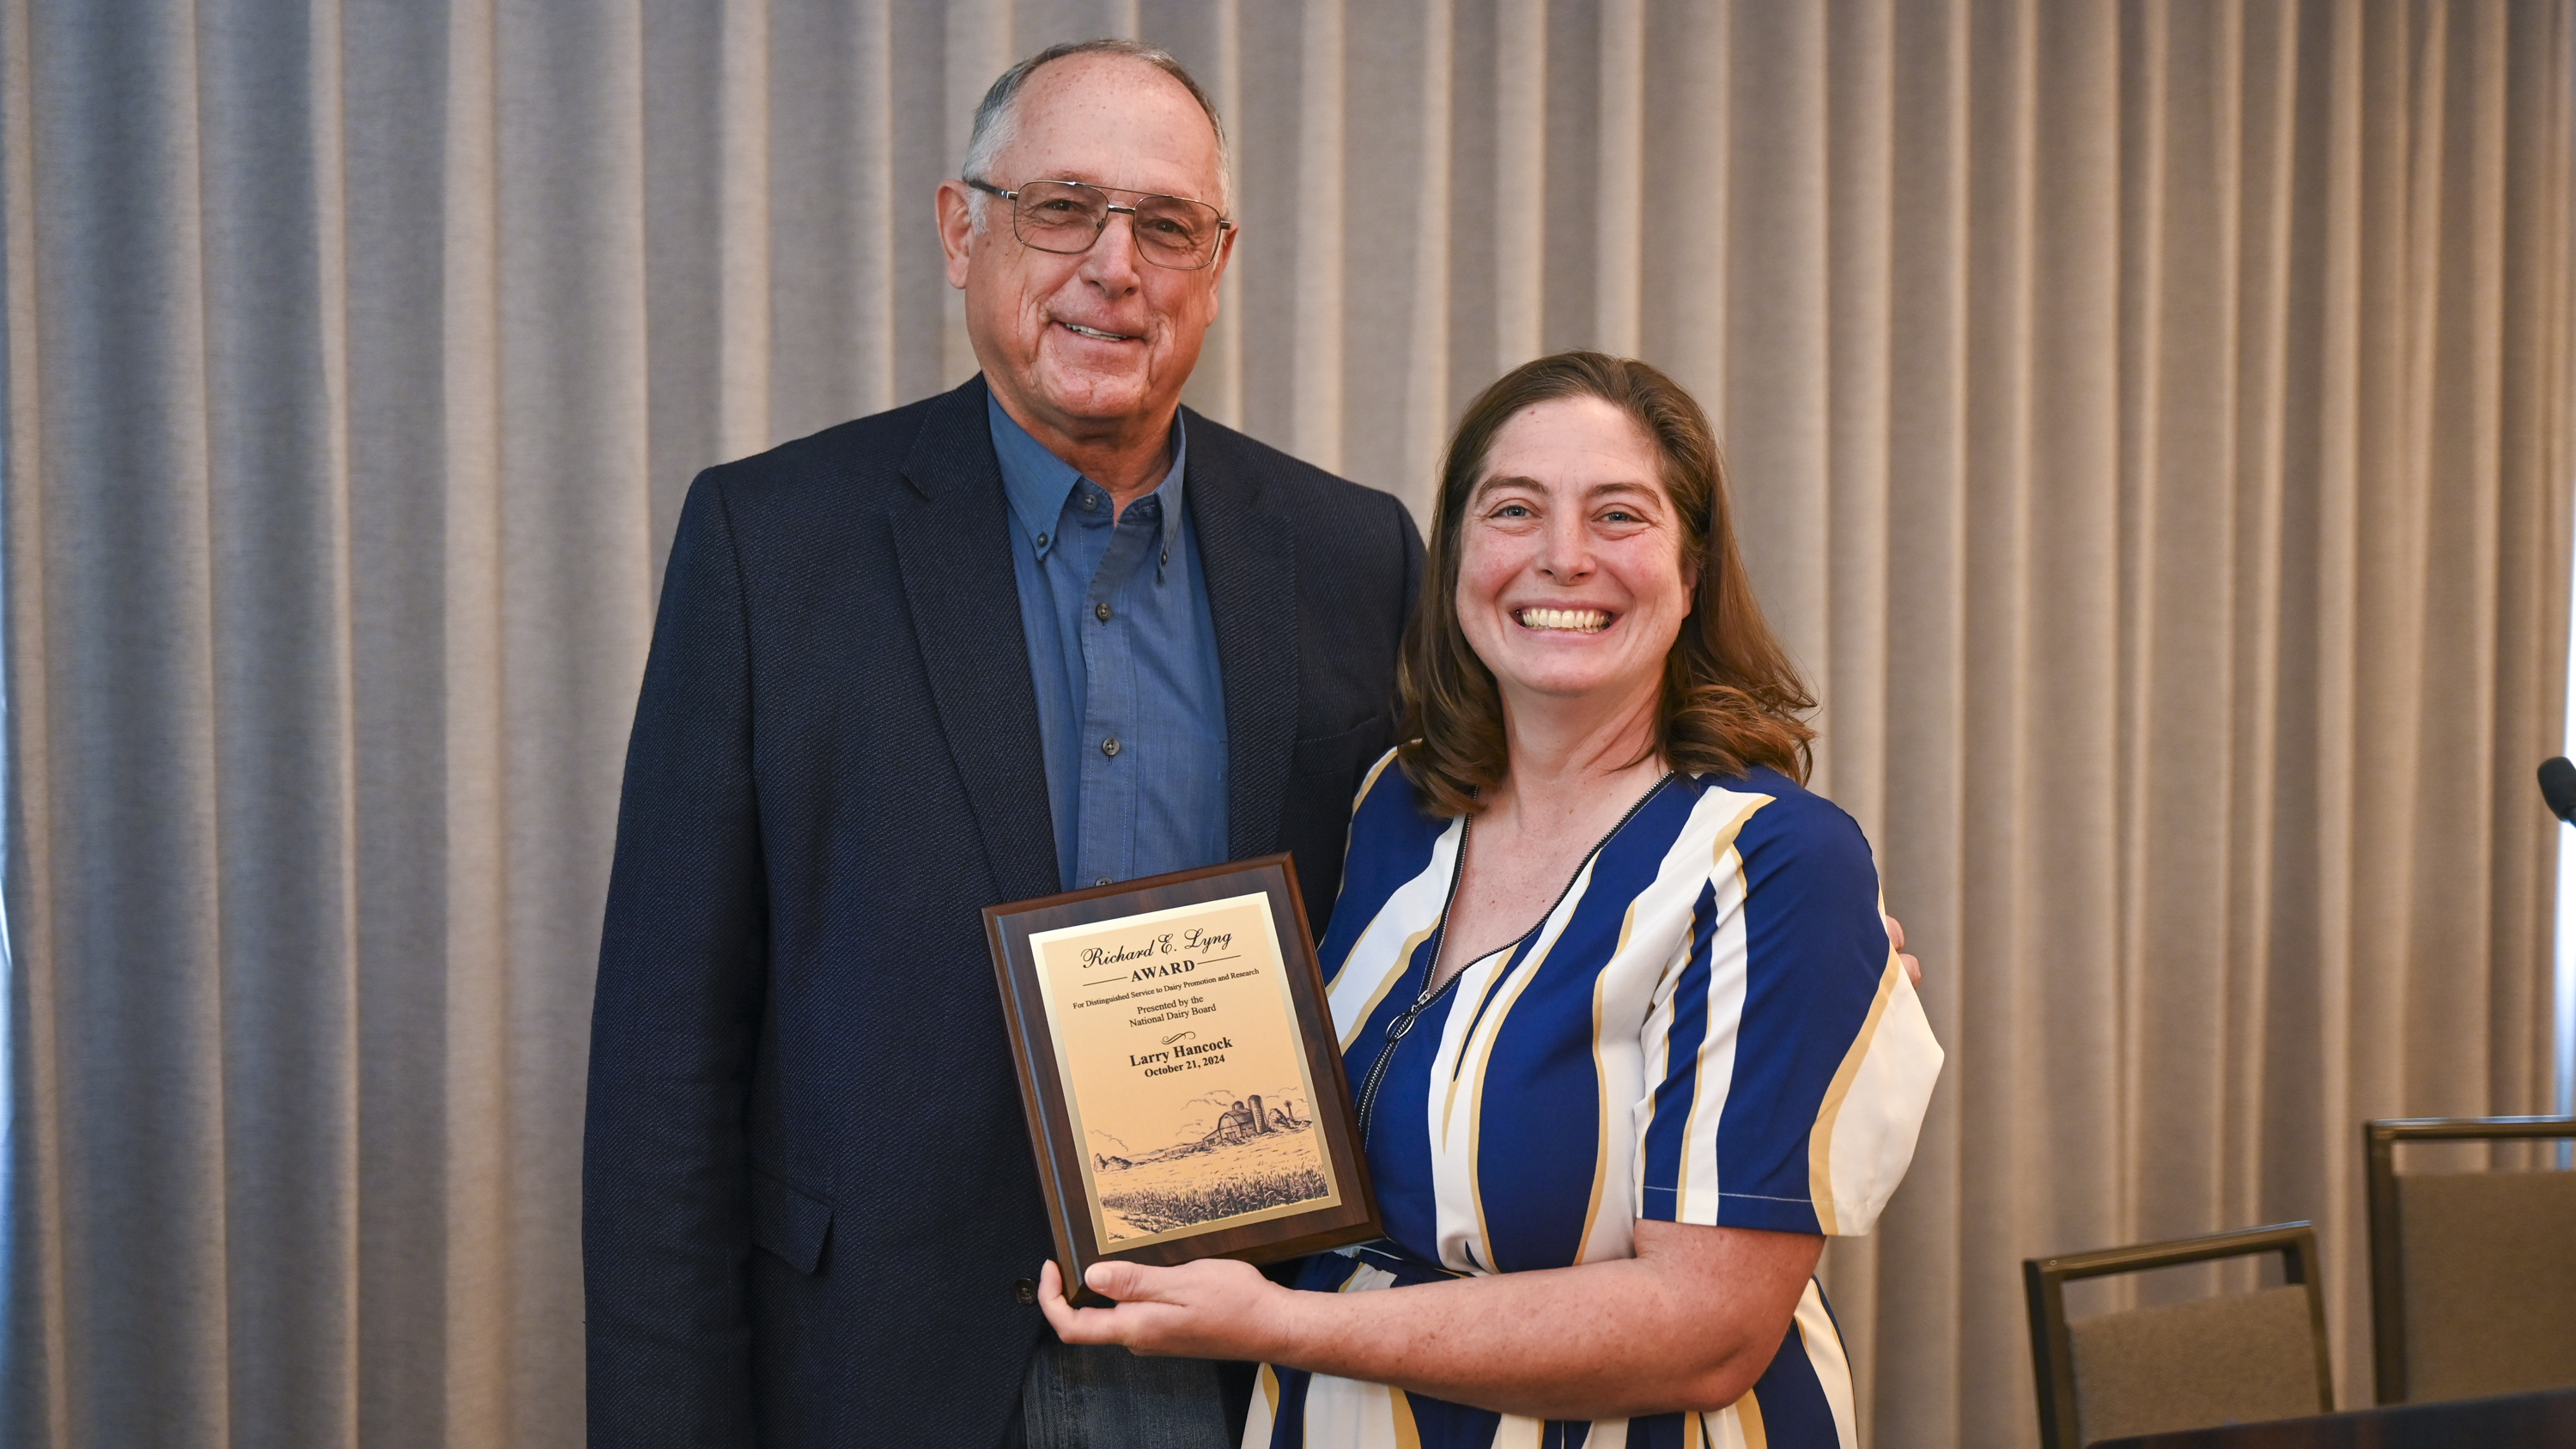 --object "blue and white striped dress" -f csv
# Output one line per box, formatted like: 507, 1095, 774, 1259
1247, 752, 1943, 1449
